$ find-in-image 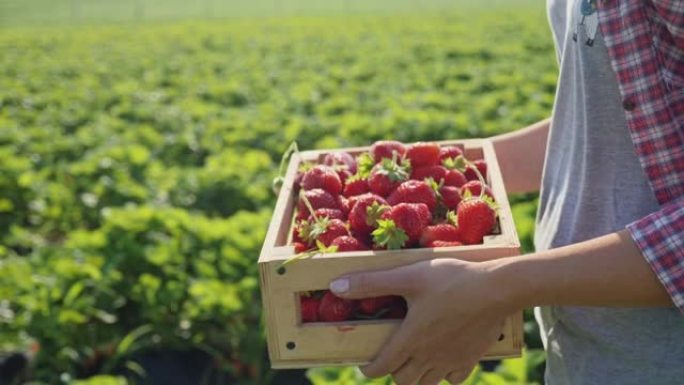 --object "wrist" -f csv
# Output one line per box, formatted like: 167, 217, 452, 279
483, 255, 541, 312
